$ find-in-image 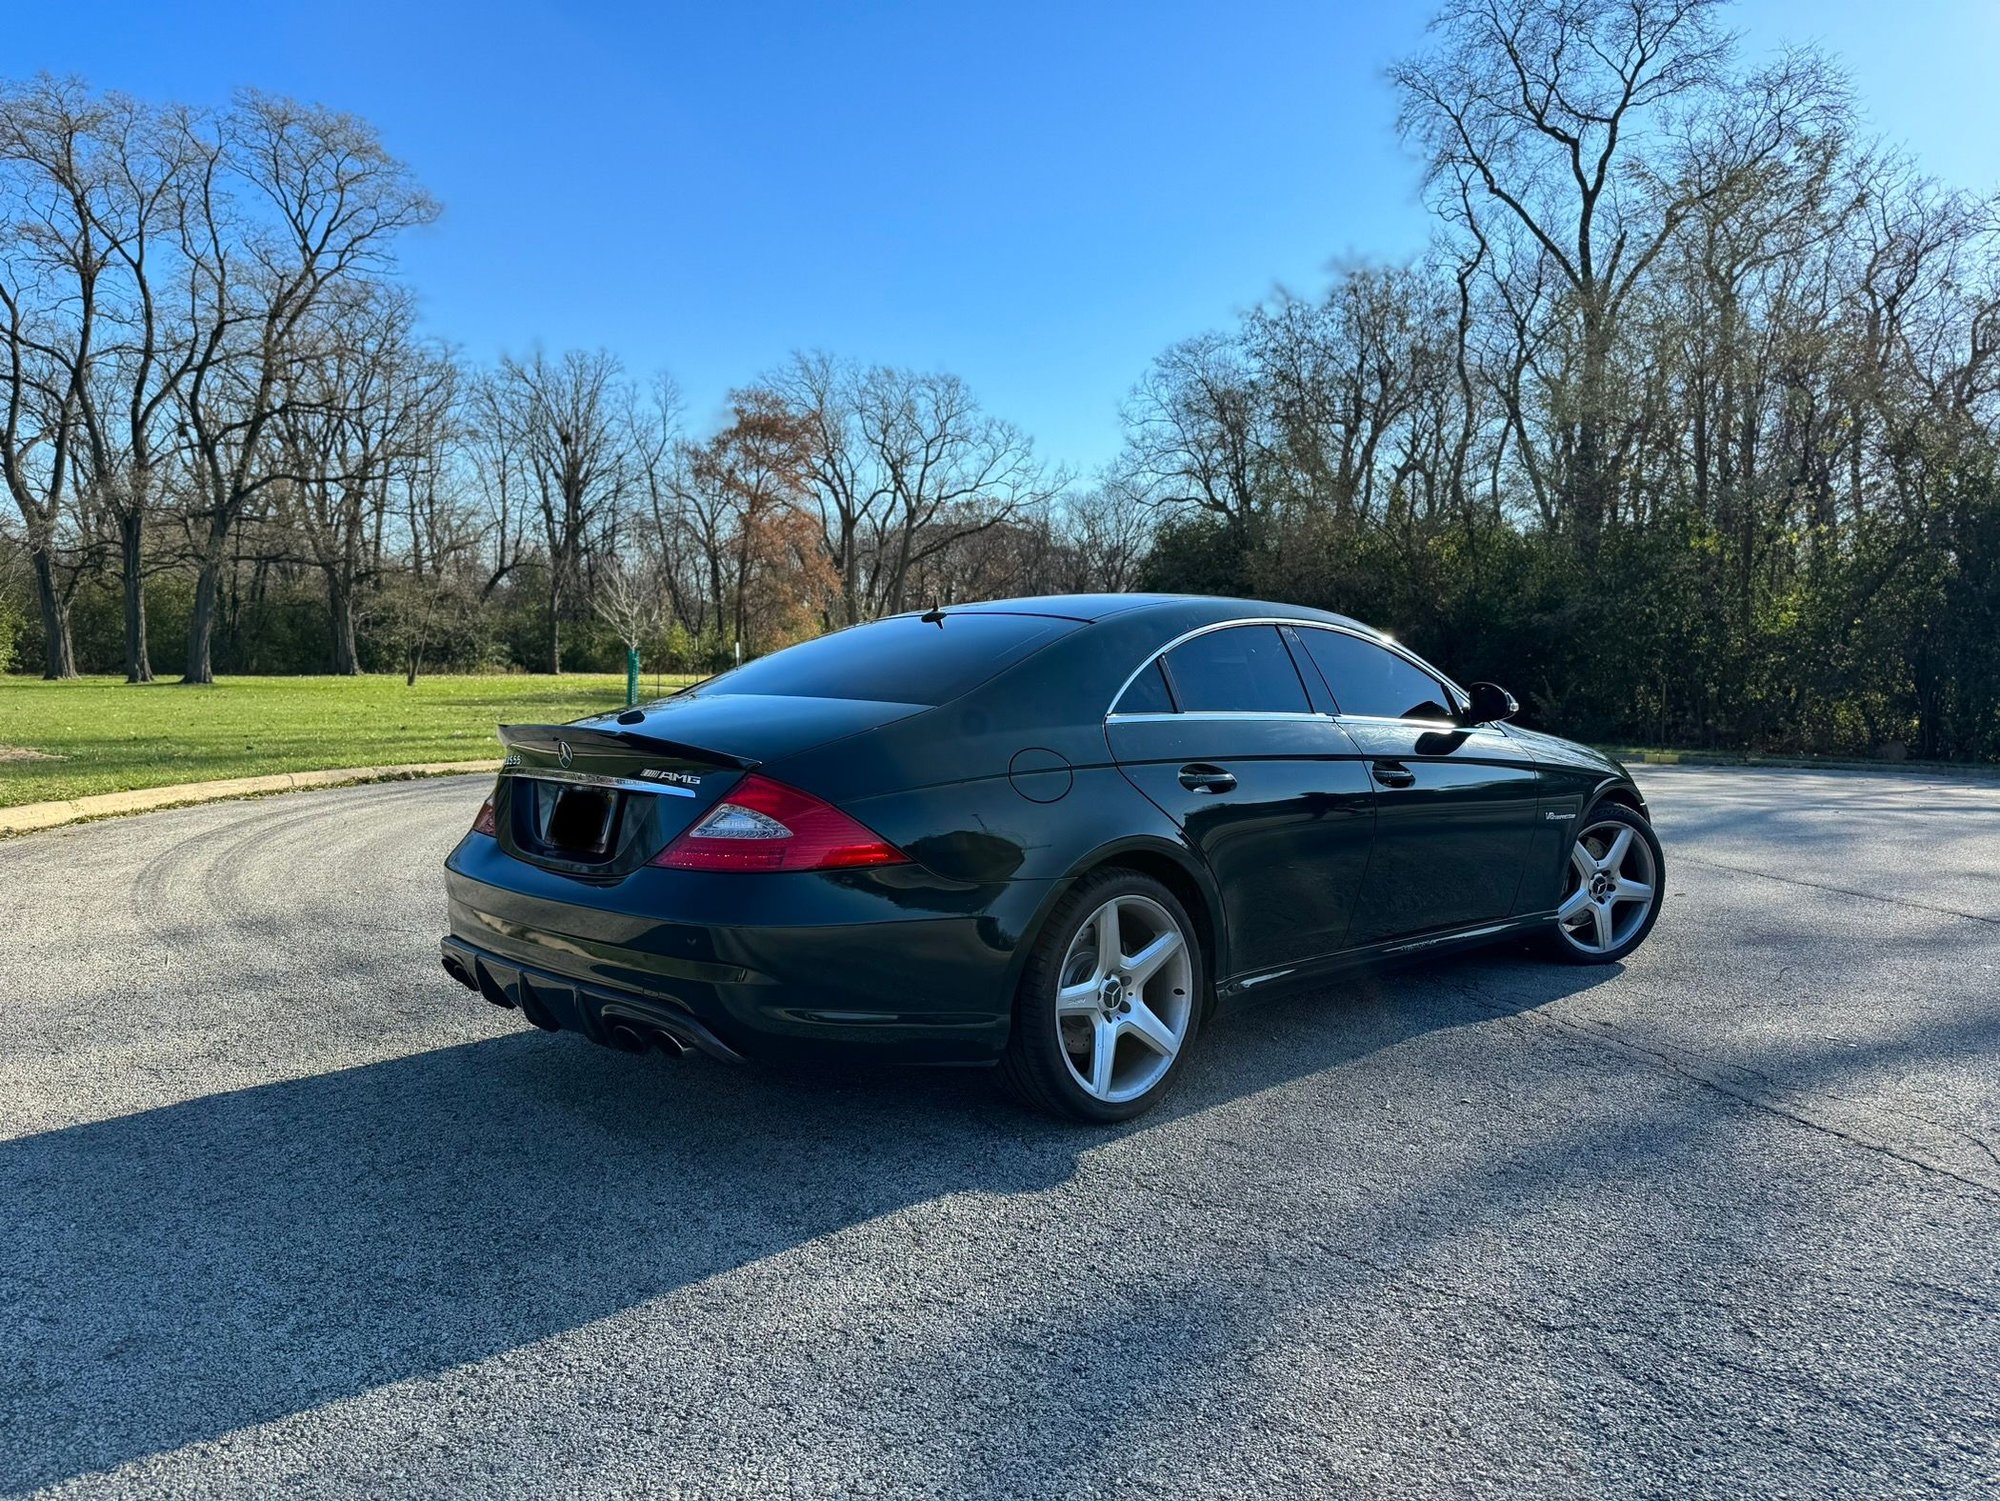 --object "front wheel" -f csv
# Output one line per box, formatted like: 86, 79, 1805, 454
1539, 803, 1665, 964
999, 870, 1204, 1122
